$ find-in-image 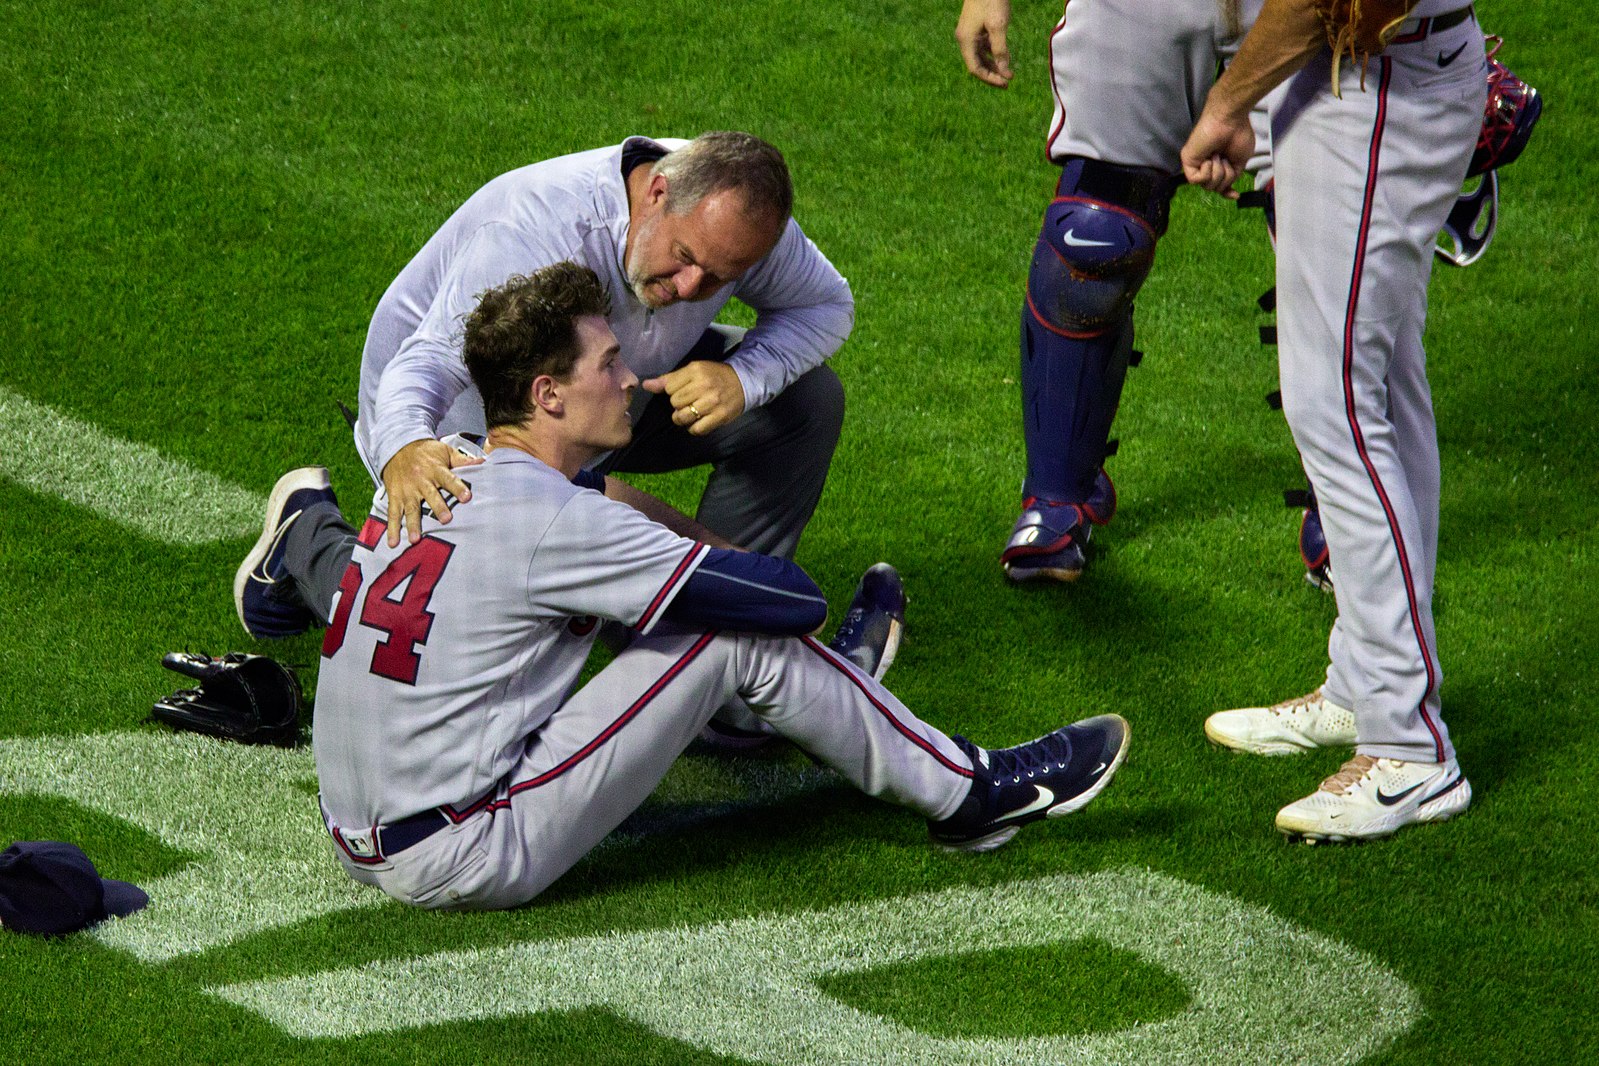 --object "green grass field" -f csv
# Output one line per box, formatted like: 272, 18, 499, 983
3, 1, 1596, 1062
